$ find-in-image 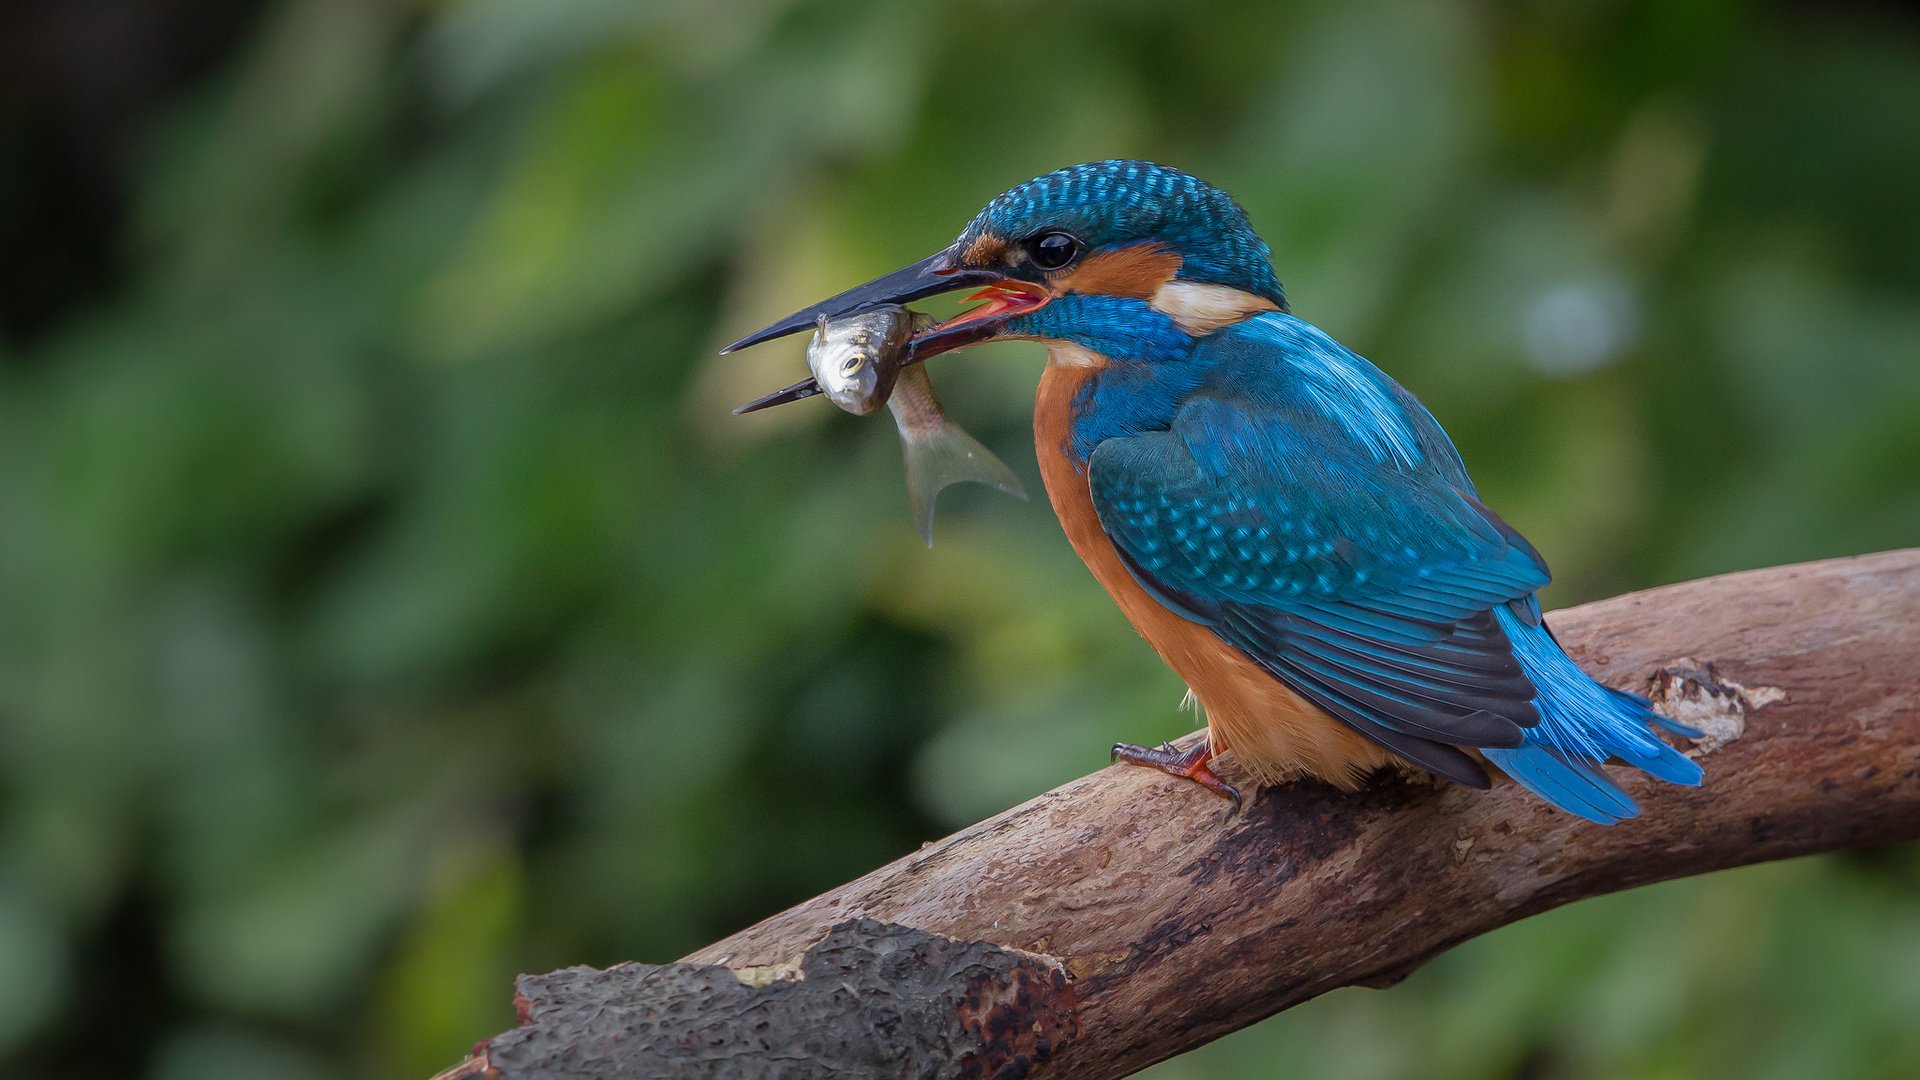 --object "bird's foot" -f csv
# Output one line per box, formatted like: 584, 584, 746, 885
1110, 739, 1242, 811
